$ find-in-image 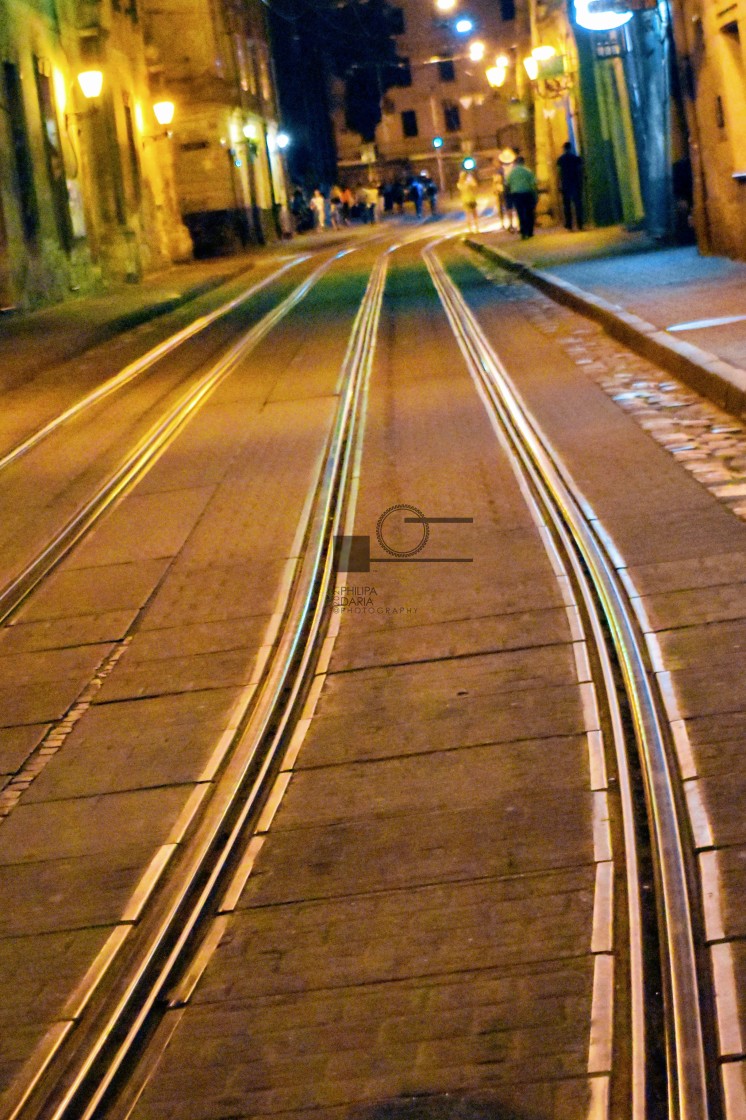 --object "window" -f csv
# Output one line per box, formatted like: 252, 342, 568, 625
443, 101, 461, 132
123, 97, 142, 208
438, 59, 456, 82
3, 63, 39, 241
35, 60, 74, 250
401, 109, 418, 137
500, 0, 516, 19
